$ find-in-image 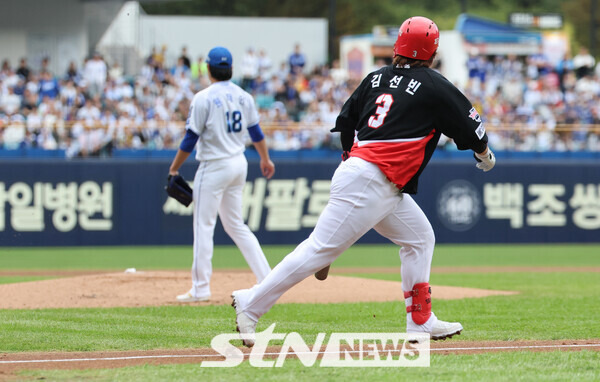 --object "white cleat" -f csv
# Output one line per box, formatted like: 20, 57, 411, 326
430, 319, 463, 341
176, 291, 210, 303
231, 290, 257, 347
407, 313, 462, 342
